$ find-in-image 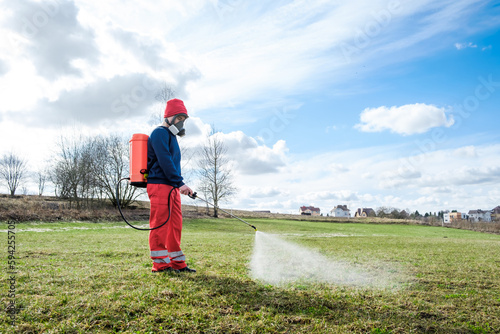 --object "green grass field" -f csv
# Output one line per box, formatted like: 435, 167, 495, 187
1, 218, 500, 333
